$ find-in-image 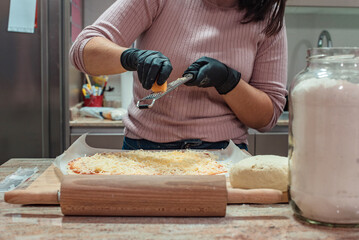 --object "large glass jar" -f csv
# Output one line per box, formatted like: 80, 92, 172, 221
289, 48, 359, 227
